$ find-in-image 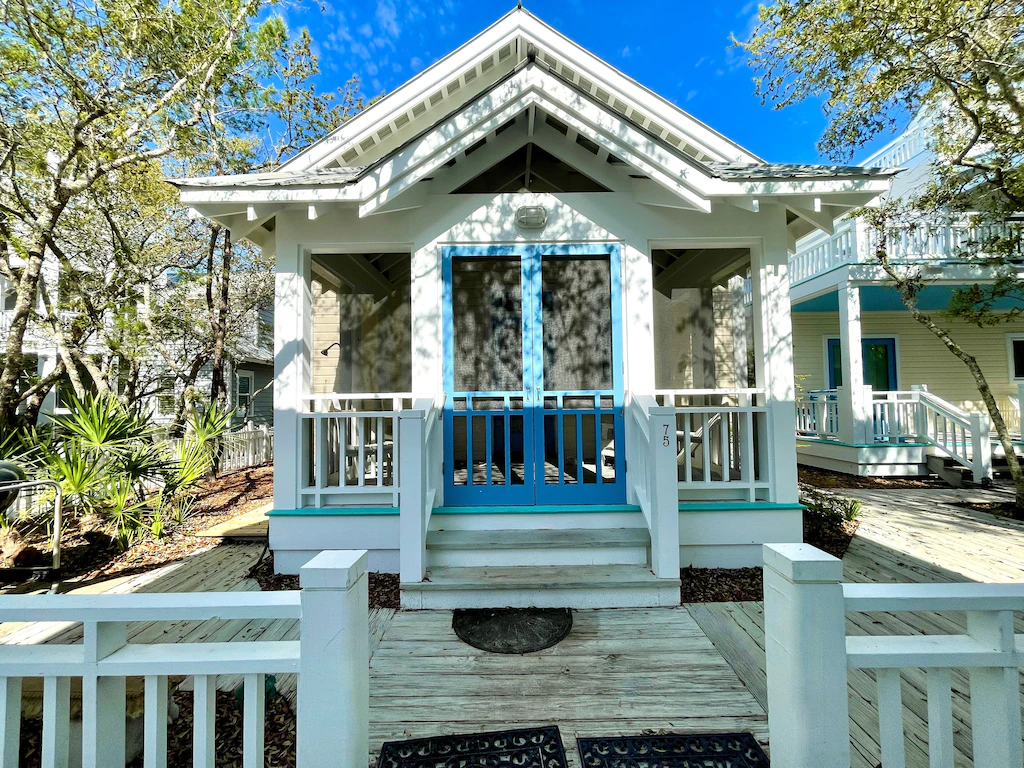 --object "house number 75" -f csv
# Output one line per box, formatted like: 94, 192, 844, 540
663, 425, 671, 446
